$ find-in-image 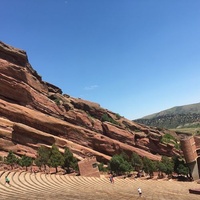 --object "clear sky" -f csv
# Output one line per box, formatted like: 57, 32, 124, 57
1, 0, 200, 120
